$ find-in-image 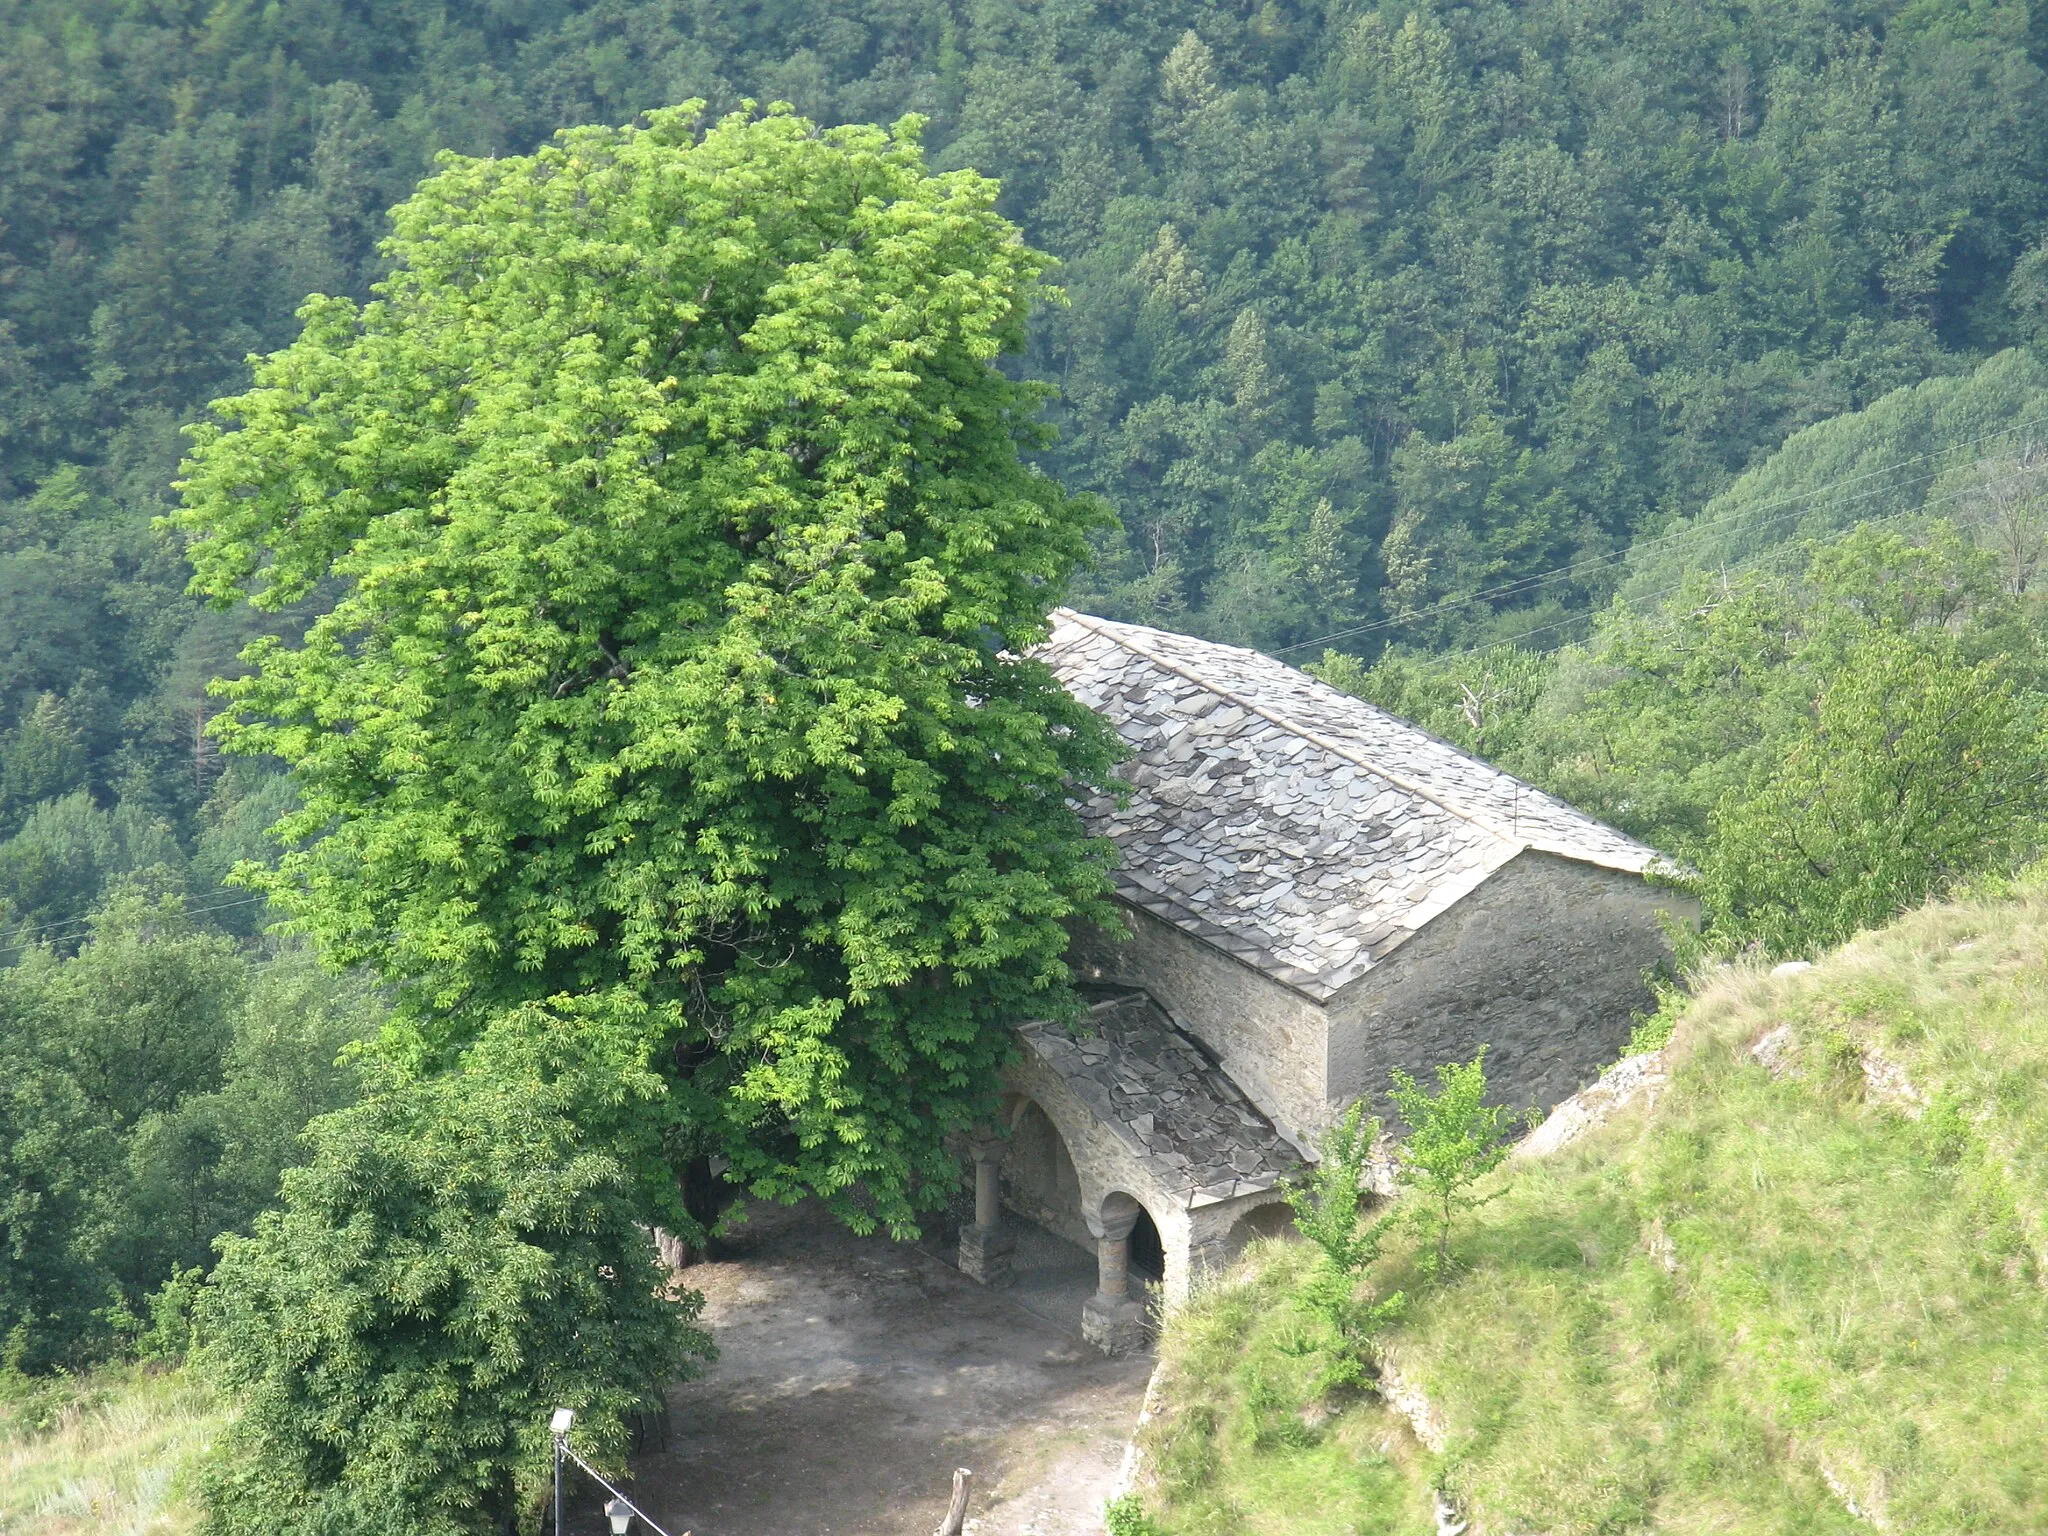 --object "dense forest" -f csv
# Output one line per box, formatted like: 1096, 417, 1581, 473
7, 0, 2048, 1396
